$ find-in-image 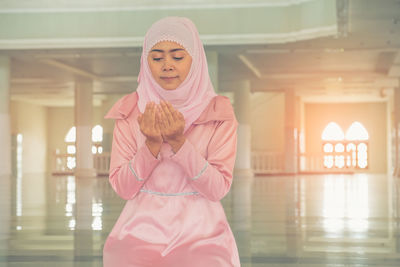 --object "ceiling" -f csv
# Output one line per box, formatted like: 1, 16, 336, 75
2, 0, 400, 106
